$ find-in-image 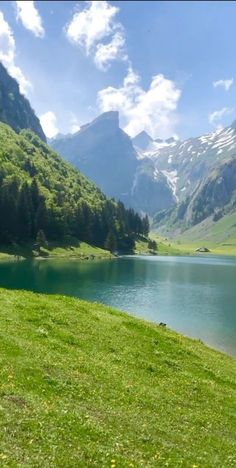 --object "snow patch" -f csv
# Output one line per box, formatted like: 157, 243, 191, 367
162, 170, 179, 201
